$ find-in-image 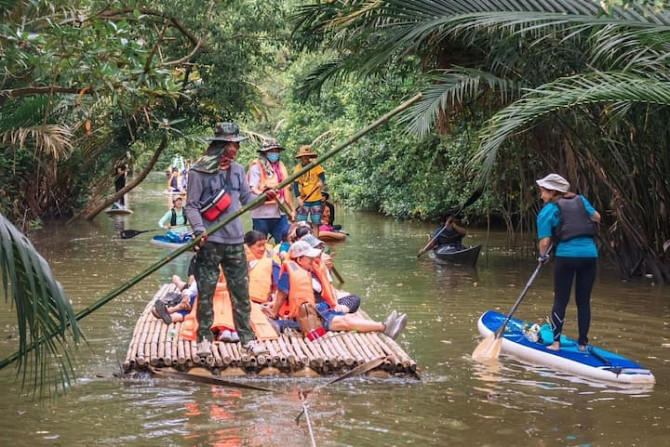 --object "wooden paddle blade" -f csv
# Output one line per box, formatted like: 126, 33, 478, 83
472, 334, 502, 360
